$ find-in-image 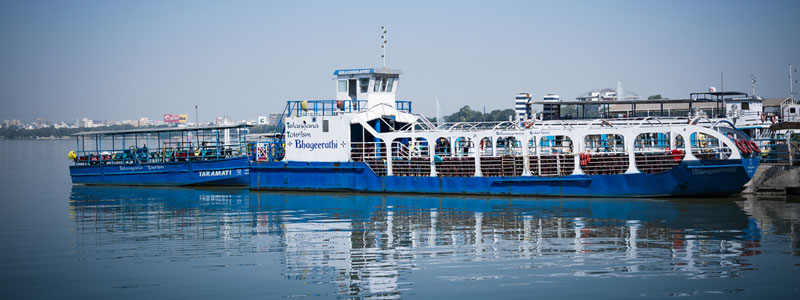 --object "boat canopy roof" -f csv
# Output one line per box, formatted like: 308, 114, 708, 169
72, 124, 251, 136
529, 98, 719, 105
